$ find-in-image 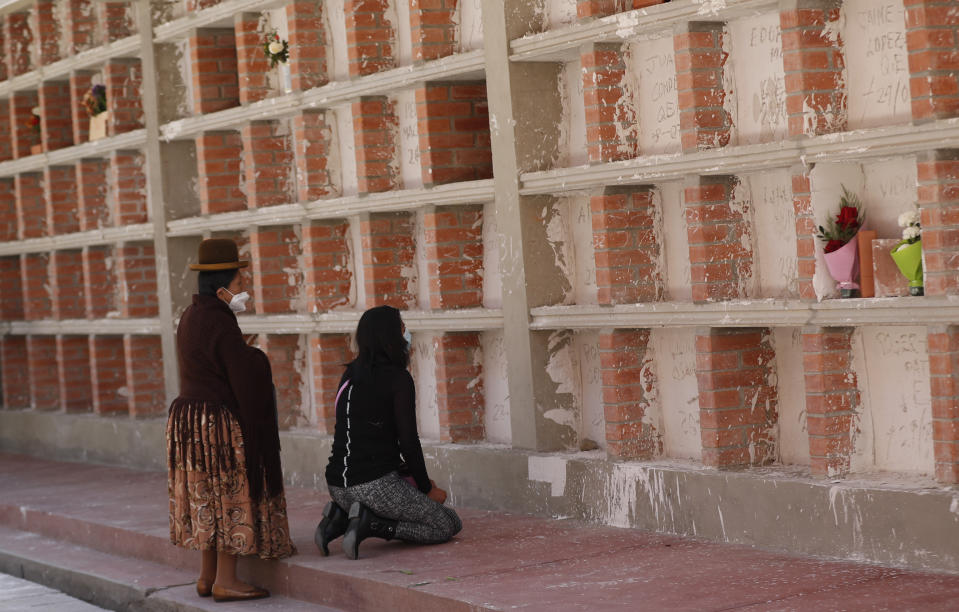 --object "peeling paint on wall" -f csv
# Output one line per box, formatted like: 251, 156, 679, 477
558, 59, 587, 167
482, 330, 511, 444
528, 454, 568, 496
326, 0, 351, 82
